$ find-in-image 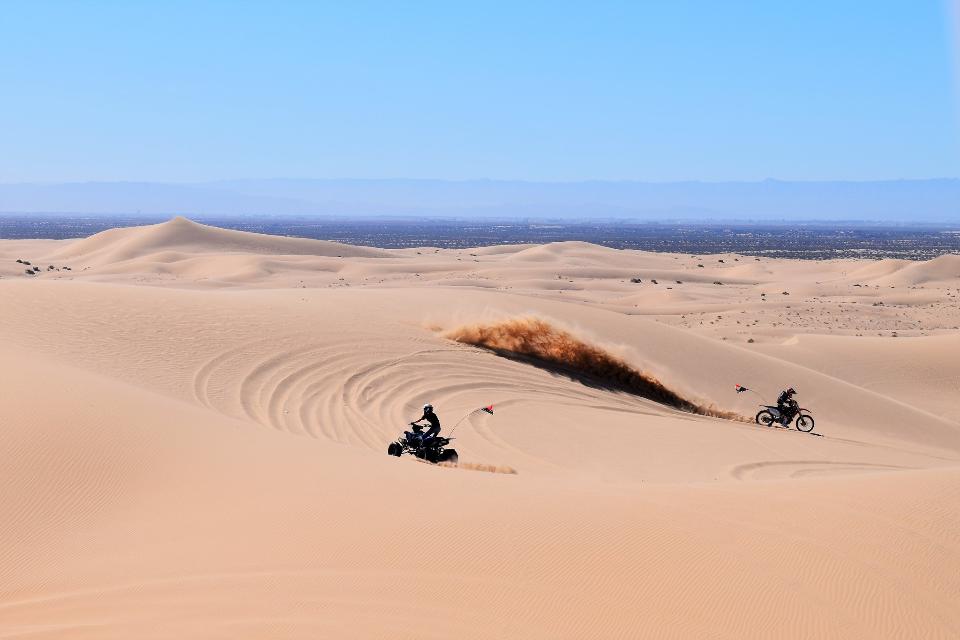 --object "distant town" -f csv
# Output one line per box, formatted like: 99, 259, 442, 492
1, 214, 959, 260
